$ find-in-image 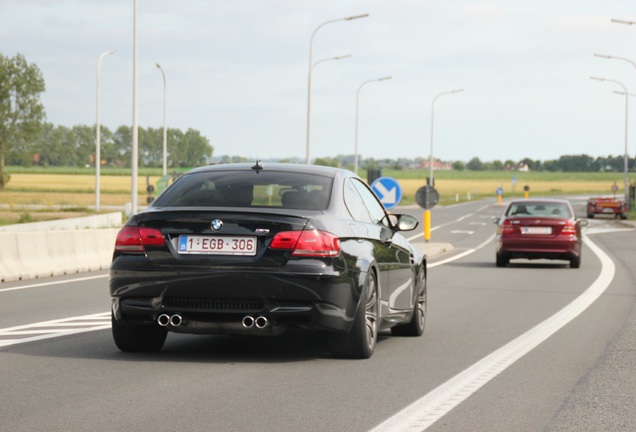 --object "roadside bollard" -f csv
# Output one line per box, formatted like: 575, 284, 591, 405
424, 210, 431, 242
